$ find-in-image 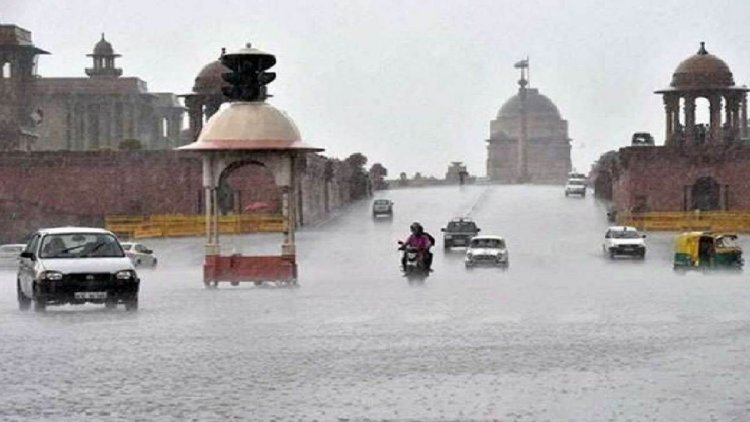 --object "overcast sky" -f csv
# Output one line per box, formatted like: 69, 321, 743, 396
4, 0, 750, 177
